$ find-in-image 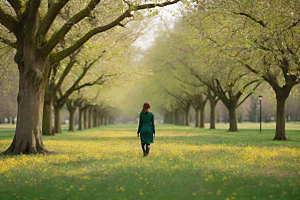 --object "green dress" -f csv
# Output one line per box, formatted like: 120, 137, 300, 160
137, 112, 155, 145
